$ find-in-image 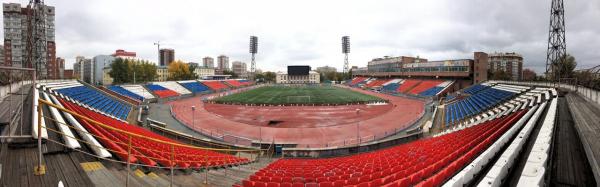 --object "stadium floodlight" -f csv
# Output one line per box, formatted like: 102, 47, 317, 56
342, 36, 350, 77
250, 36, 258, 80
